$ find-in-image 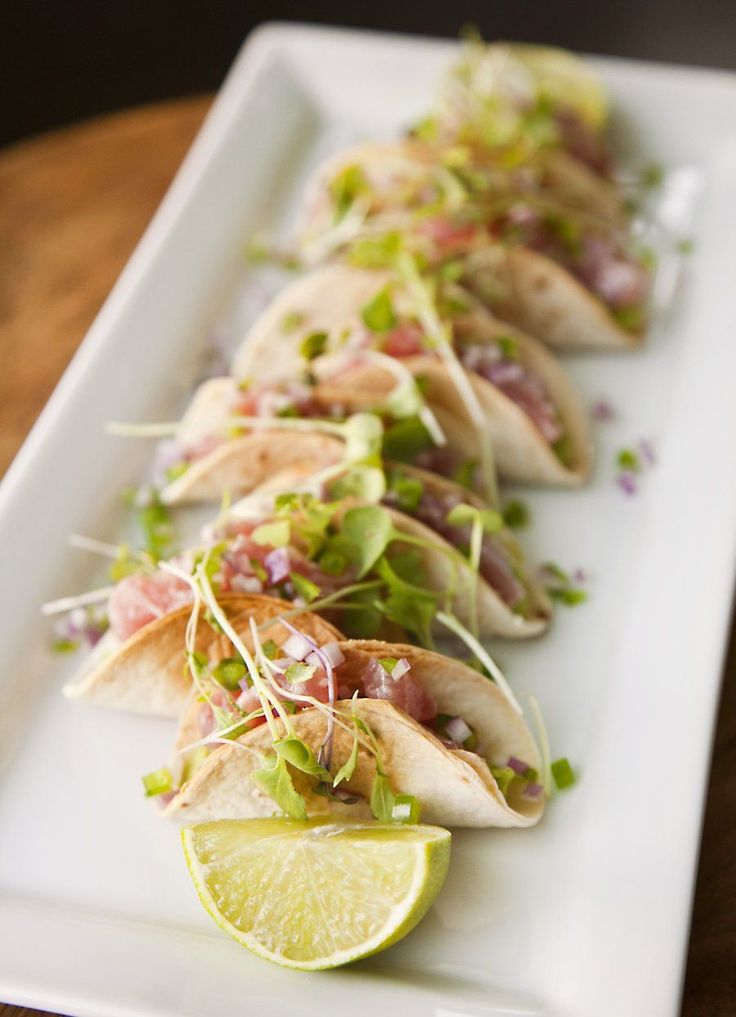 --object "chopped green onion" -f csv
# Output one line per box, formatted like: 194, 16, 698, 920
261, 639, 278, 660
281, 310, 304, 333
212, 657, 247, 690
52, 638, 79, 654
142, 768, 173, 797
616, 448, 641, 473
551, 757, 576, 790
290, 572, 321, 603
502, 499, 530, 529
391, 794, 421, 824
299, 331, 328, 361
361, 286, 397, 334
490, 766, 516, 797
497, 335, 520, 360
